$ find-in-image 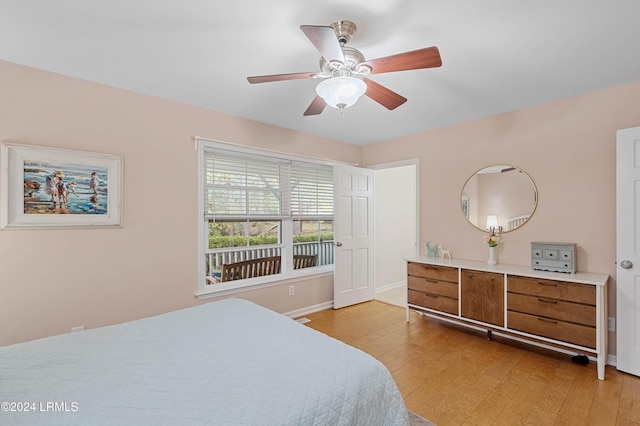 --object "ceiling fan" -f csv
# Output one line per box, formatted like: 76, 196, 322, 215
247, 20, 442, 116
